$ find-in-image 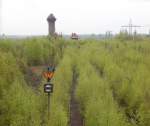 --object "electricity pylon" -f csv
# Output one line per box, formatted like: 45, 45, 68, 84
121, 19, 141, 35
